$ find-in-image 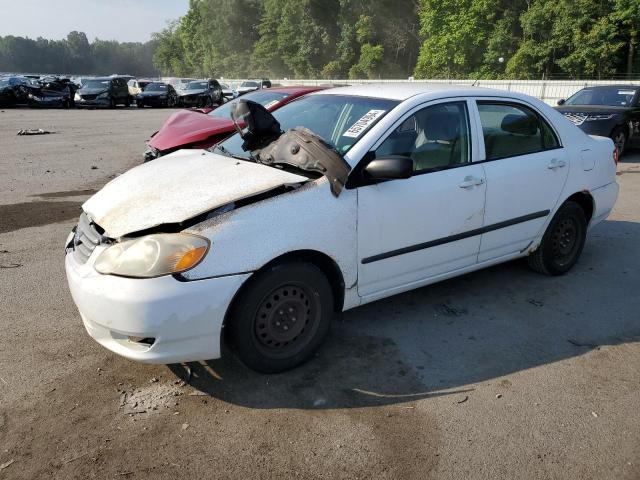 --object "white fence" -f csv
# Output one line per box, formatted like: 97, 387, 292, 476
218, 78, 640, 106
